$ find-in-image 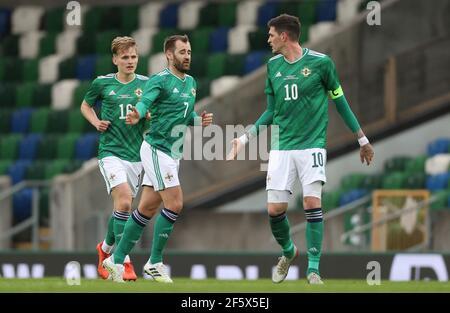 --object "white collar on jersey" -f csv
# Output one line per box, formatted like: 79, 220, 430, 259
166, 68, 187, 82
283, 48, 309, 64
114, 73, 137, 85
